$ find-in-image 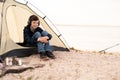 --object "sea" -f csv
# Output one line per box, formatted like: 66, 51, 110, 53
56, 25, 120, 53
